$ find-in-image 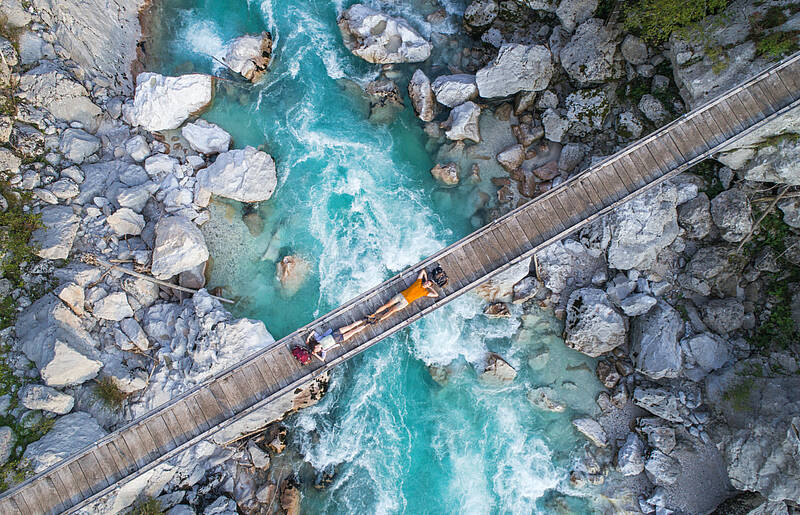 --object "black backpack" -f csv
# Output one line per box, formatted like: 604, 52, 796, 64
431, 265, 448, 287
